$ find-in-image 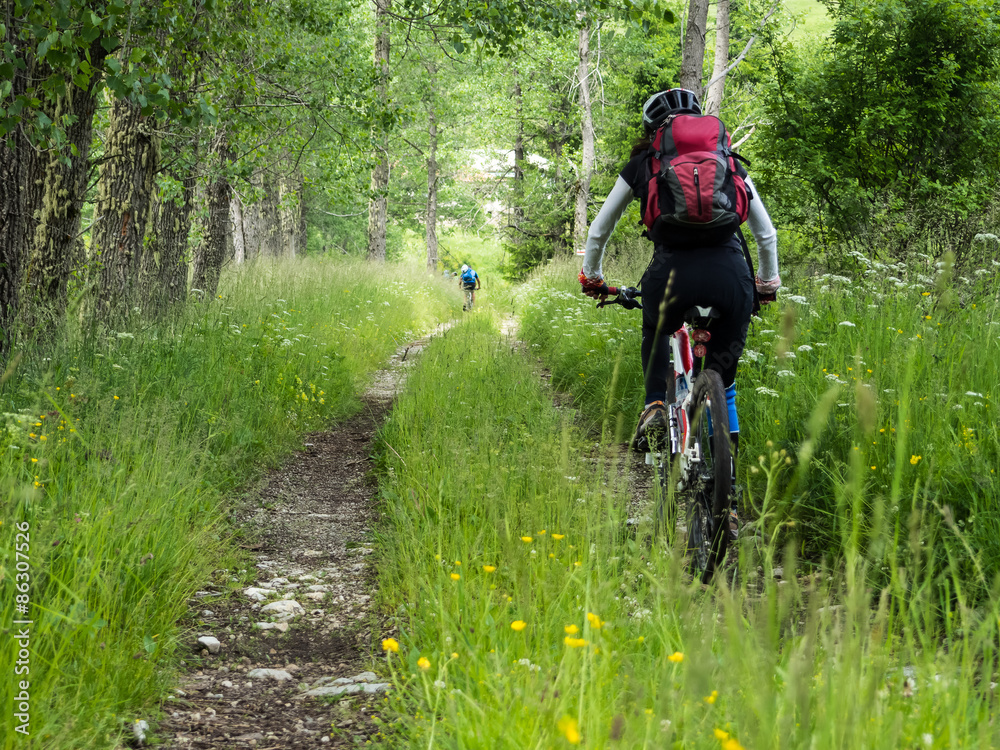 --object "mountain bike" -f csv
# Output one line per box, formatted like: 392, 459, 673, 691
598, 286, 732, 582
462, 284, 478, 311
